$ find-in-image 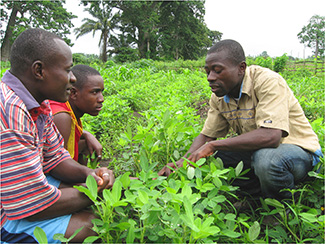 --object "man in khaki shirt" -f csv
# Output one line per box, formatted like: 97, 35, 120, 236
159, 39, 322, 202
